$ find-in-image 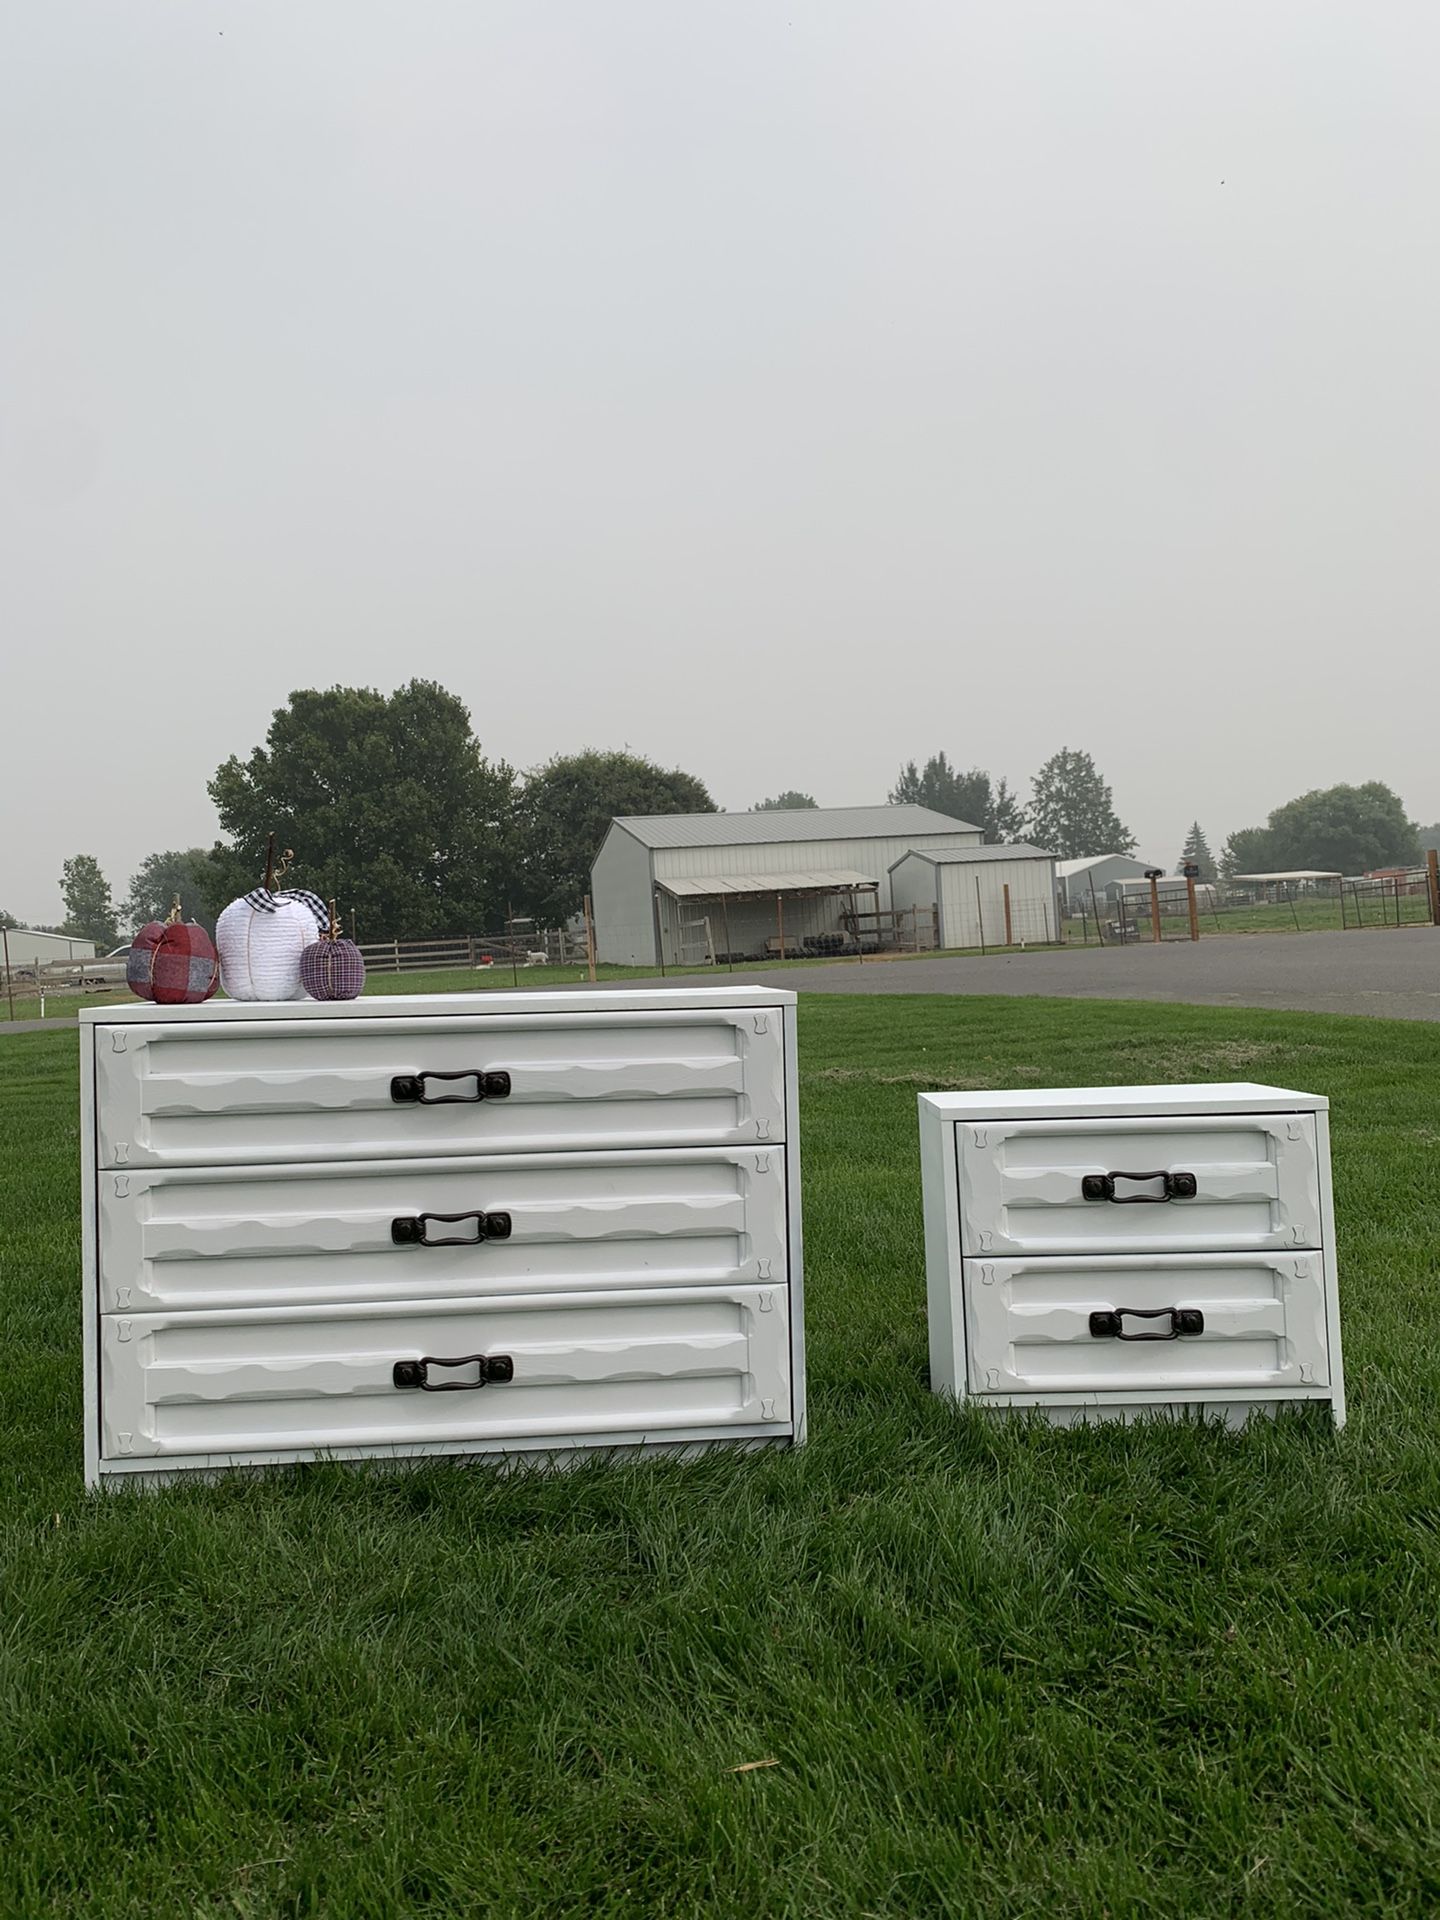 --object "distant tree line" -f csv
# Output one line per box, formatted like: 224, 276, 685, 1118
35, 681, 1437, 945
888, 746, 1133, 860
40, 684, 716, 944
1220, 784, 1420, 878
